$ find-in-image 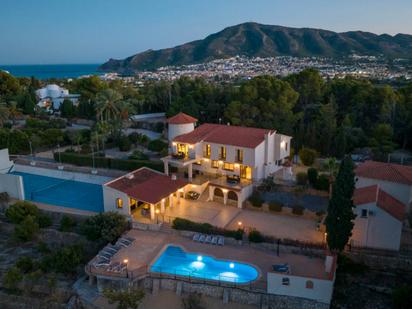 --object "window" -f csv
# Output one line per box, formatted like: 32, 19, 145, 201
204, 144, 211, 158
116, 198, 123, 209
236, 149, 243, 162
282, 278, 290, 286
285, 142, 288, 152
223, 162, 234, 171
211, 160, 219, 169
177, 143, 188, 157
361, 209, 368, 218
219, 146, 226, 160
306, 280, 314, 289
